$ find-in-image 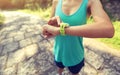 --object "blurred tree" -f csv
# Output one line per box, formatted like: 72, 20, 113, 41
0, 0, 53, 9
25, 0, 52, 9
39, 0, 52, 9
101, 0, 120, 20
11, 0, 26, 9
0, 0, 13, 9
